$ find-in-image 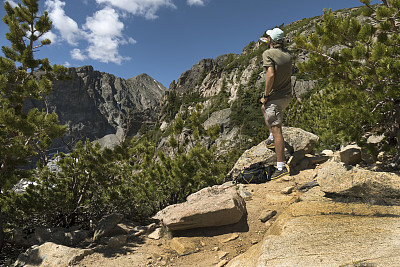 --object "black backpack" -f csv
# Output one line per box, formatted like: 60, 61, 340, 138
234, 162, 276, 184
